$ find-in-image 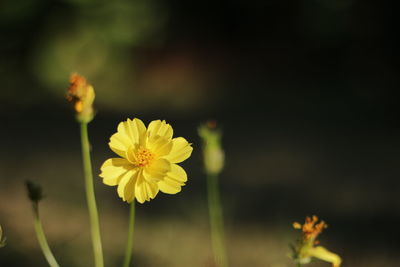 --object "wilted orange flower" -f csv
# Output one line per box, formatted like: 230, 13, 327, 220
292, 216, 341, 267
293, 215, 327, 243
66, 73, 95, 122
